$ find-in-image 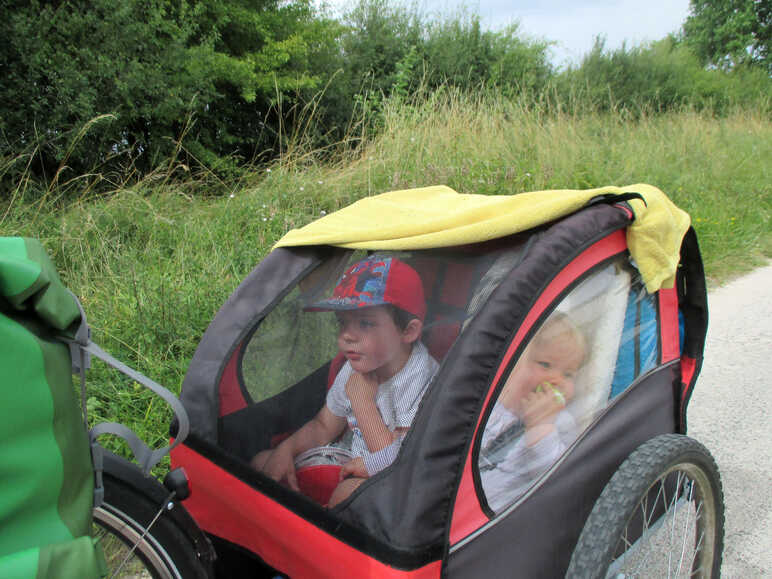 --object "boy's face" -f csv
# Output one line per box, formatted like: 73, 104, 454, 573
503, 333, 584, 412
336, 306, 415, 381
